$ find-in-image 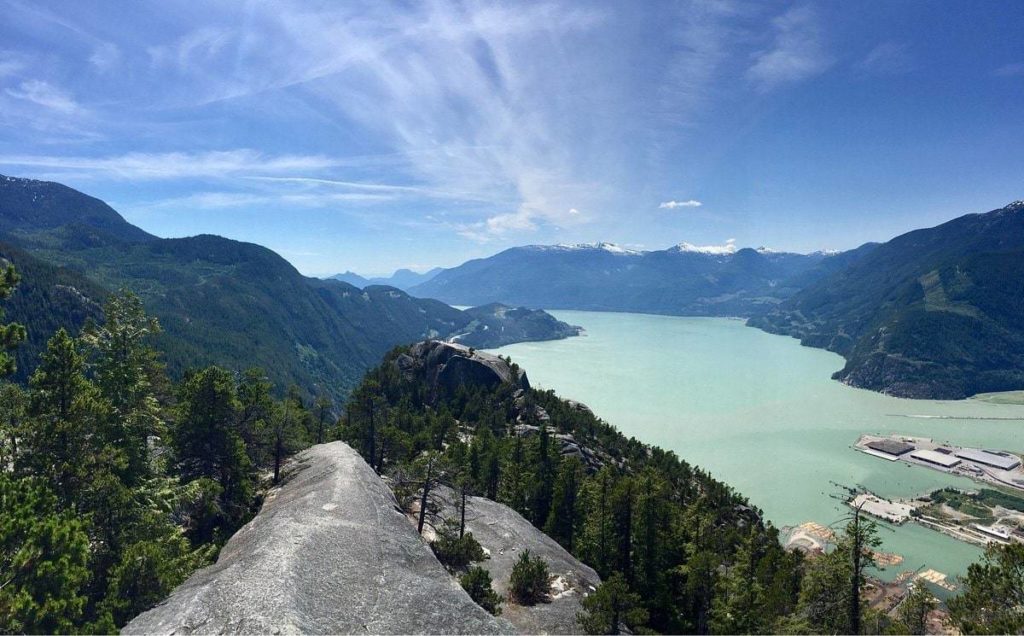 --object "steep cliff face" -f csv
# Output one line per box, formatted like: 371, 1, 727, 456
395, 340, 530, 396
123, 442, 514, 635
